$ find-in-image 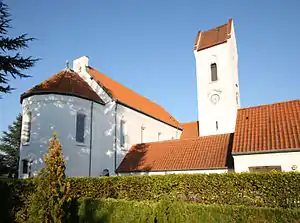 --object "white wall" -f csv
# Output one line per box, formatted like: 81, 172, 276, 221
118, 168, 229, 176
233, 151, 300, 172
18, 94, 117, 178
73, 57, 182, 171
194, 22, 240, 136
115, 103, 181, 167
